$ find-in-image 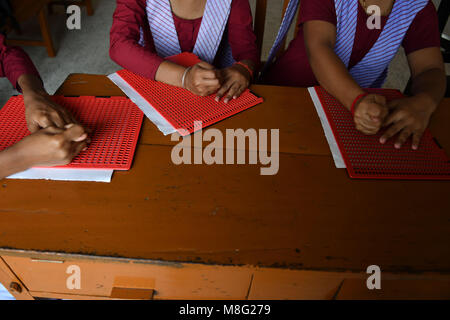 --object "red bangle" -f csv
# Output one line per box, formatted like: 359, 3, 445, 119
351, 93, 369, 115
234, 62, 253, 78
